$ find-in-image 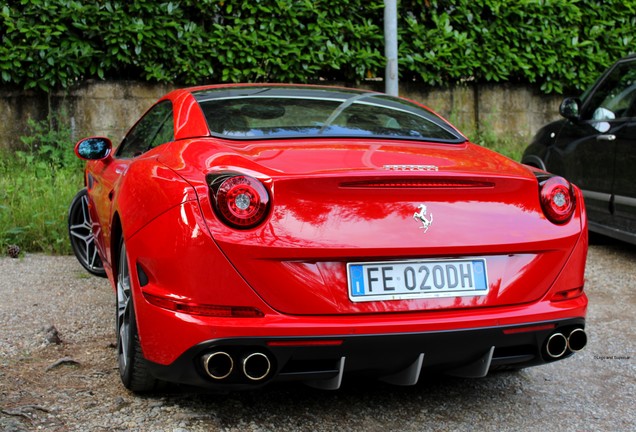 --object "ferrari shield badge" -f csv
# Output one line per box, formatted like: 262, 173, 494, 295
413, 204, 433, 232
